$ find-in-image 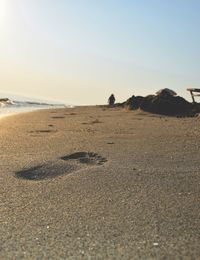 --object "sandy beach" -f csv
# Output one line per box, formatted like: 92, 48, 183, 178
0, 106, 200, 259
